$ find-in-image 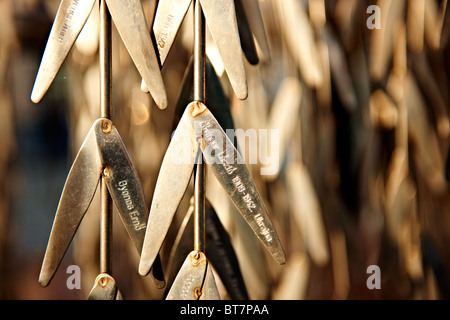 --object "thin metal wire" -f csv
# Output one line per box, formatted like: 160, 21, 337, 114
193, 0, 206, 254
100, 0, 112, 119
193, 0, 205, 103
99, 0, 112, 275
